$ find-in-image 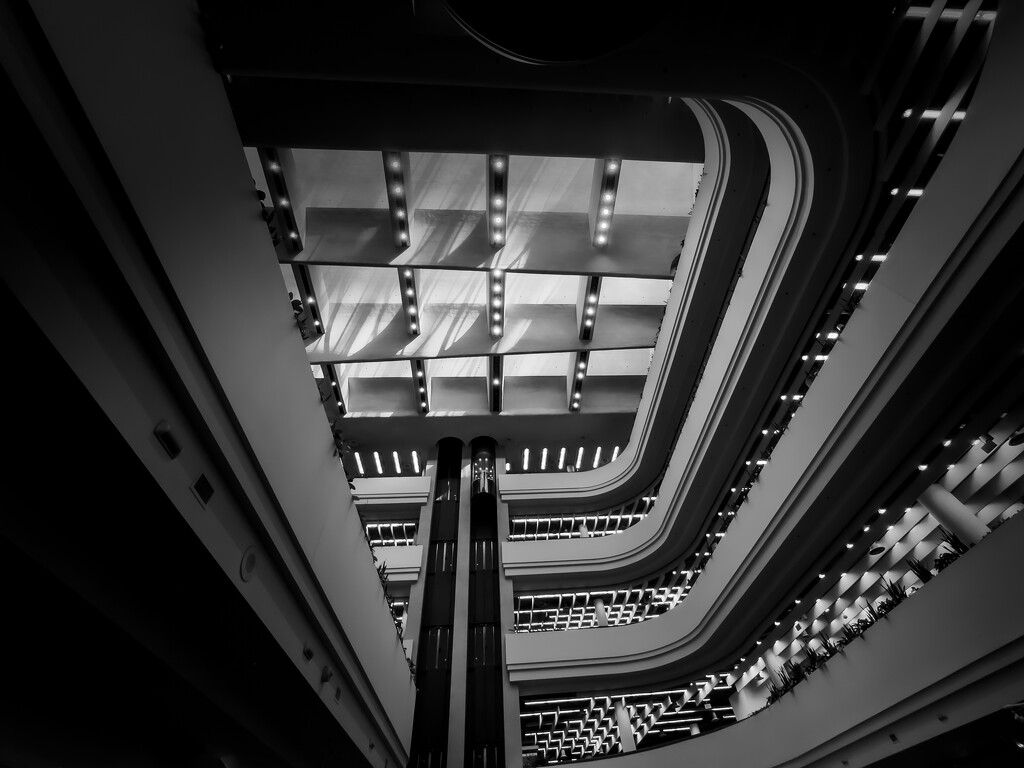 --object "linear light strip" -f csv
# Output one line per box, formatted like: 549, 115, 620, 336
383, 151, 410, 248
